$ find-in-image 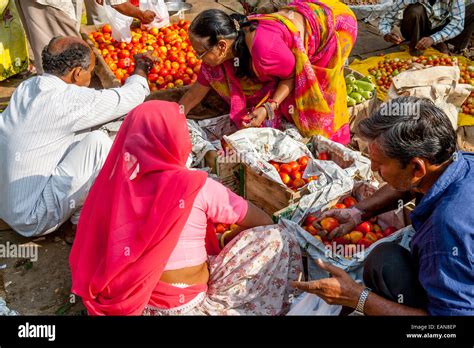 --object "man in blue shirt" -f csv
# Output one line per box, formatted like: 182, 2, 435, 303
379, 0, 473, 56
292, 97, 474, 315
